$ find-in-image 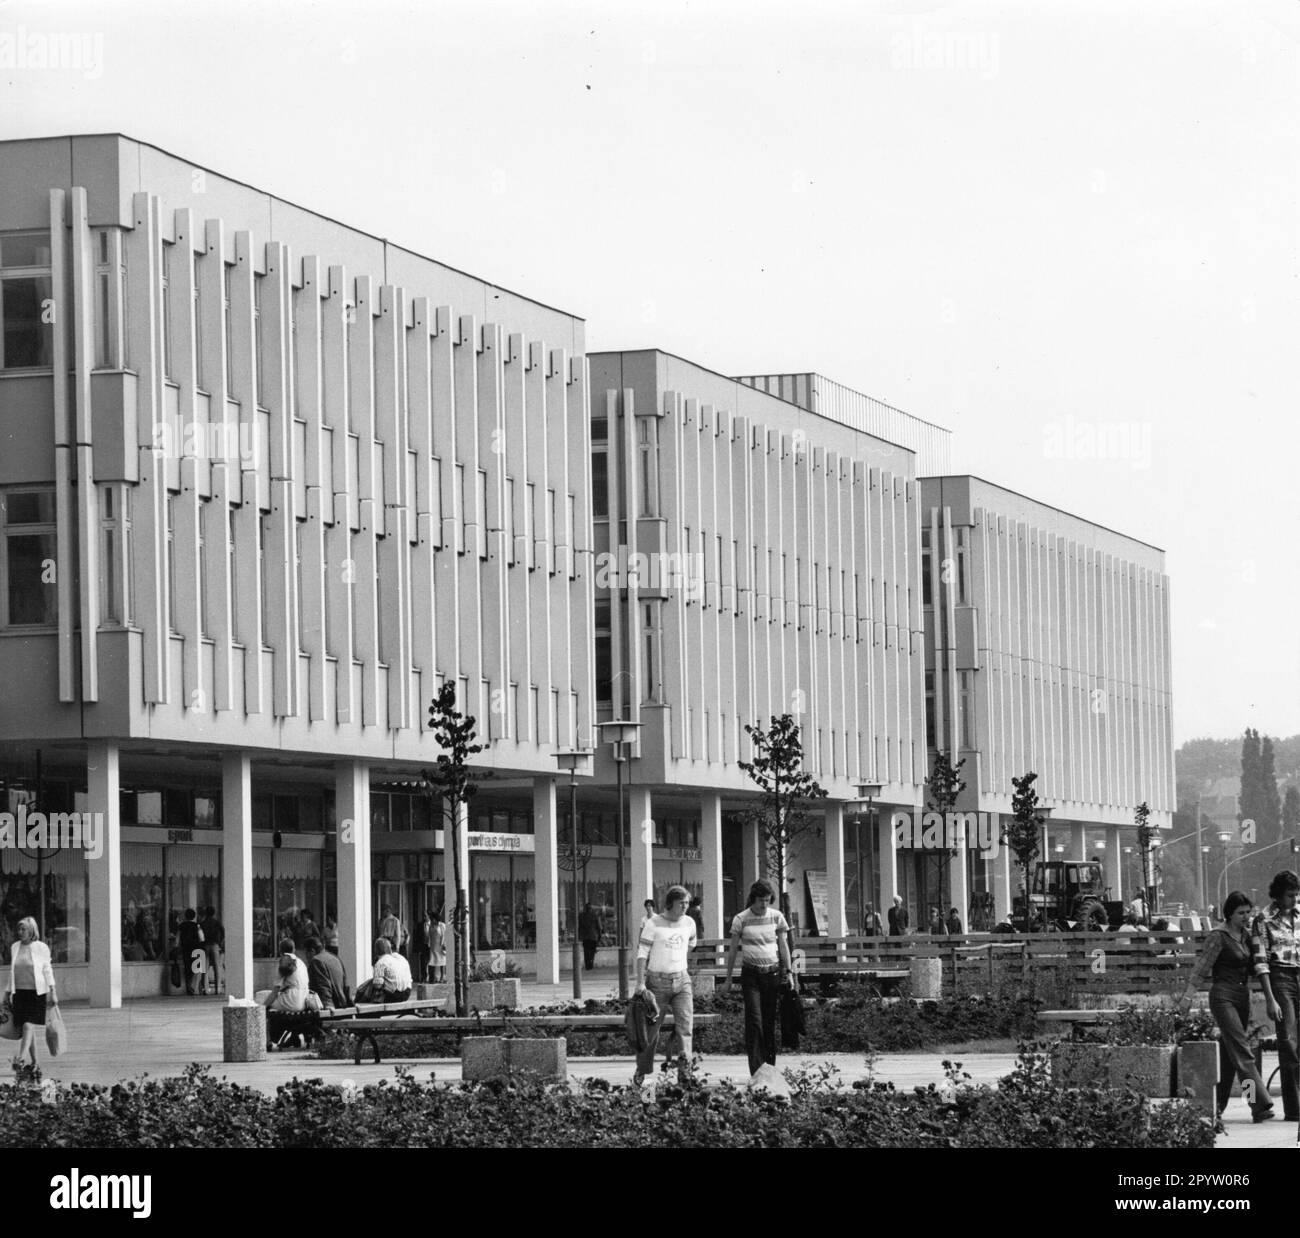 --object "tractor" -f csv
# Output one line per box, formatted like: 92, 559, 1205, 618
1013, 859, 1122, 932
